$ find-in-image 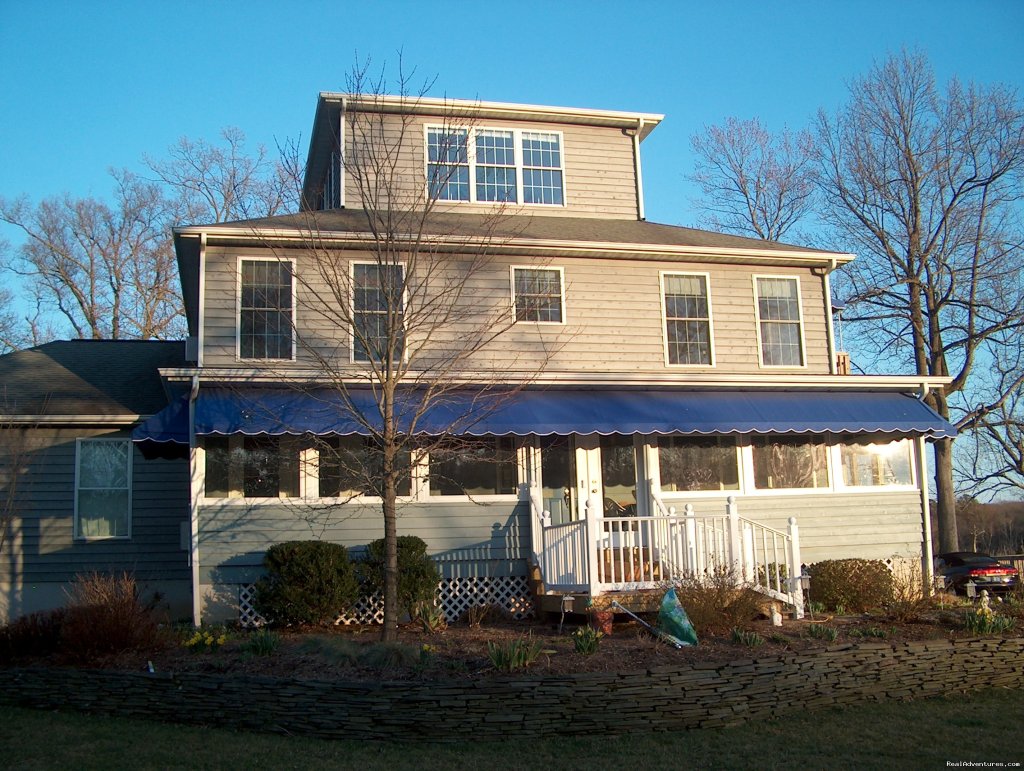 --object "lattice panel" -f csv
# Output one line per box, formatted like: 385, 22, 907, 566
237, 584, 267, 628
236, 576, 533, 627
437, 575, 534, 621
